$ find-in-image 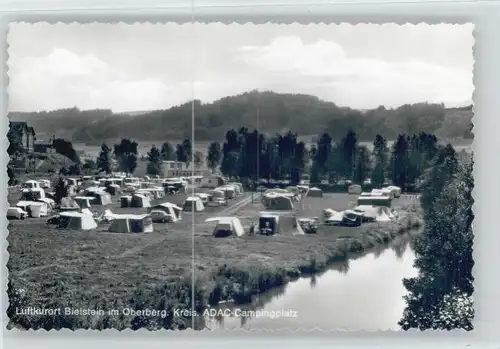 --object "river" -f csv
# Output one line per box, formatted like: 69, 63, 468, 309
201, 233, 419, 331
